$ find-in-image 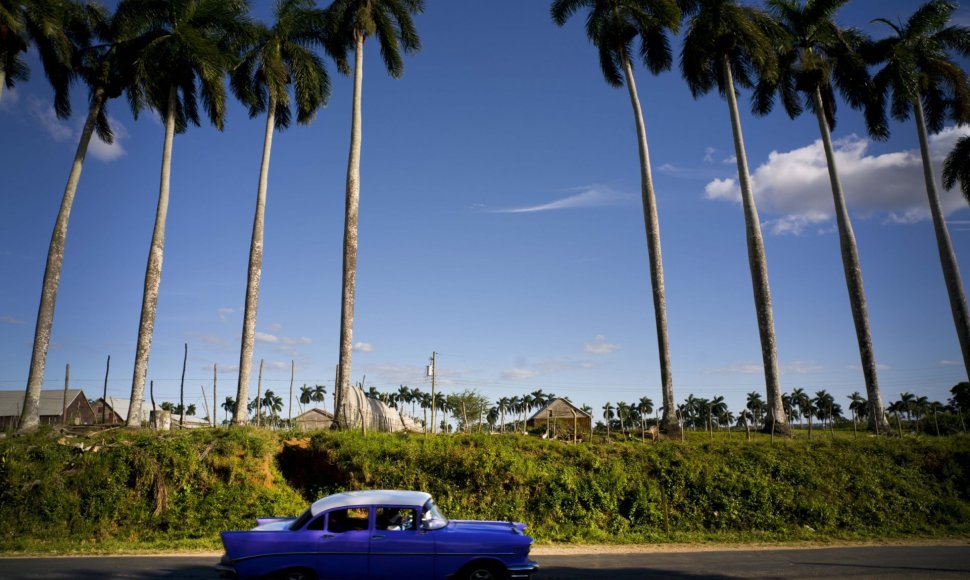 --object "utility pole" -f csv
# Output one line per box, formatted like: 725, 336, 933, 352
62, 363, 70, 425
428, 352, 436, 435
